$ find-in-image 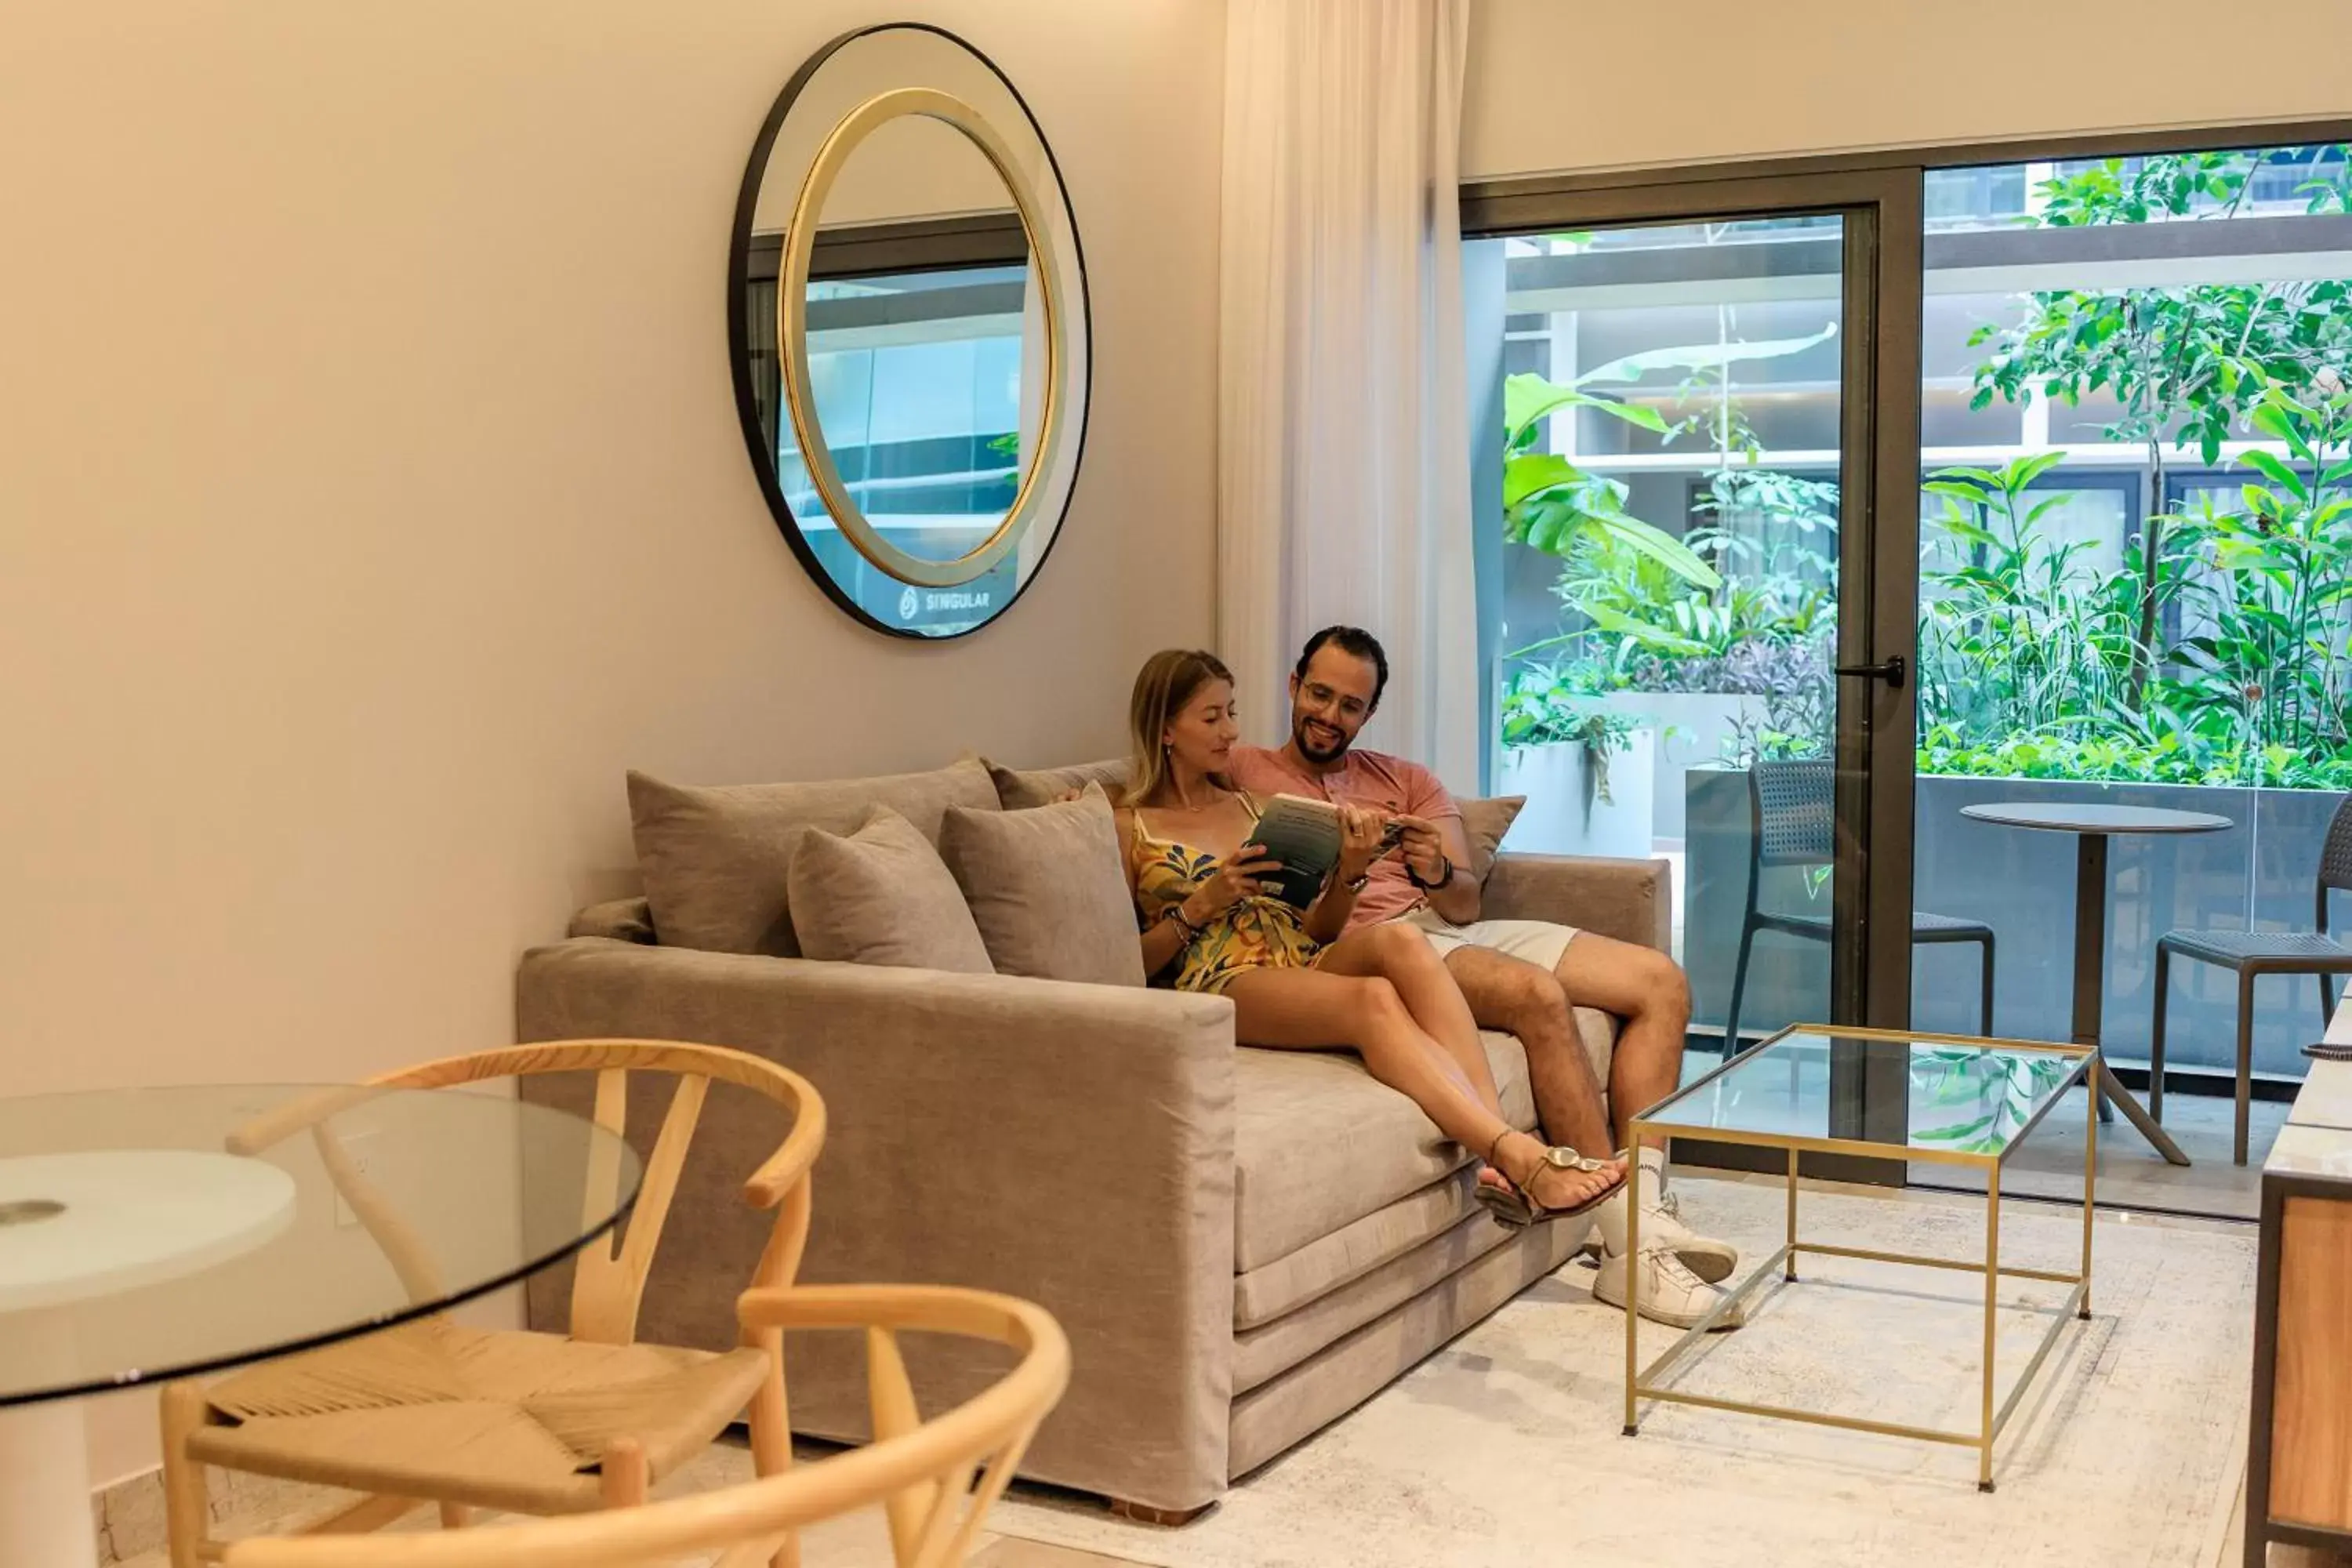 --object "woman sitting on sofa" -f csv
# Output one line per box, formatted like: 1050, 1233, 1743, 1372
1117, 648, 1625, 1224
